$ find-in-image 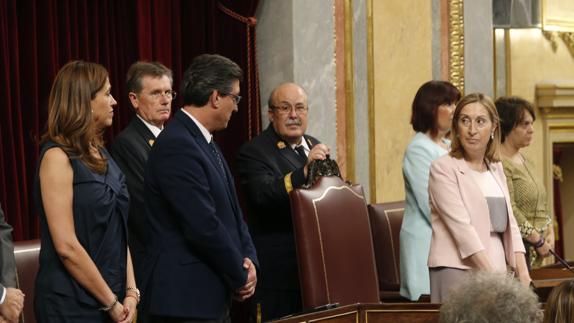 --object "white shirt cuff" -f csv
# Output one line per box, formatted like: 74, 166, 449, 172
0, 286, 5, 304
